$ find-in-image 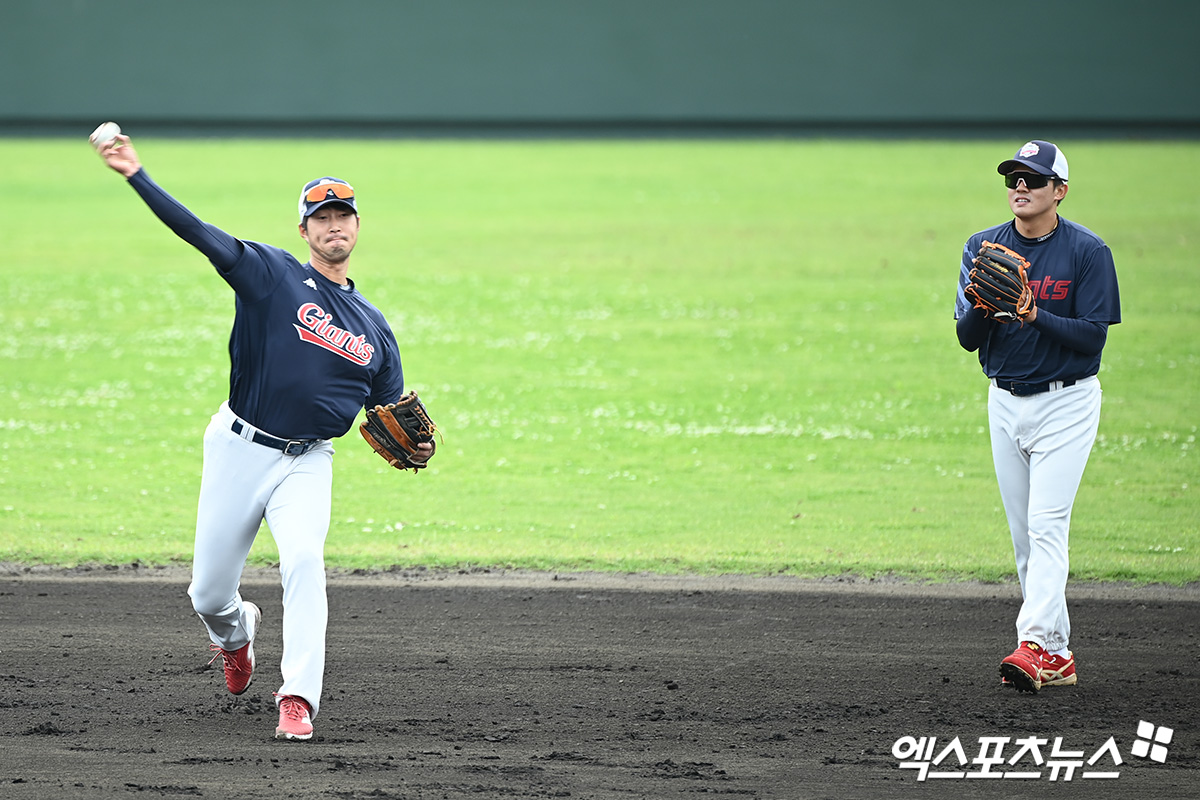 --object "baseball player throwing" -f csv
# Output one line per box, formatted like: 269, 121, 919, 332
955, 140, 1120, 693
95, 129, 432, 739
